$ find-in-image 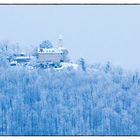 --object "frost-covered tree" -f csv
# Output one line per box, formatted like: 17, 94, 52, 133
40, 40, 53, 49
0, 41, 11, 67
0, 59, 140, 135
77, 58, 87, 72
